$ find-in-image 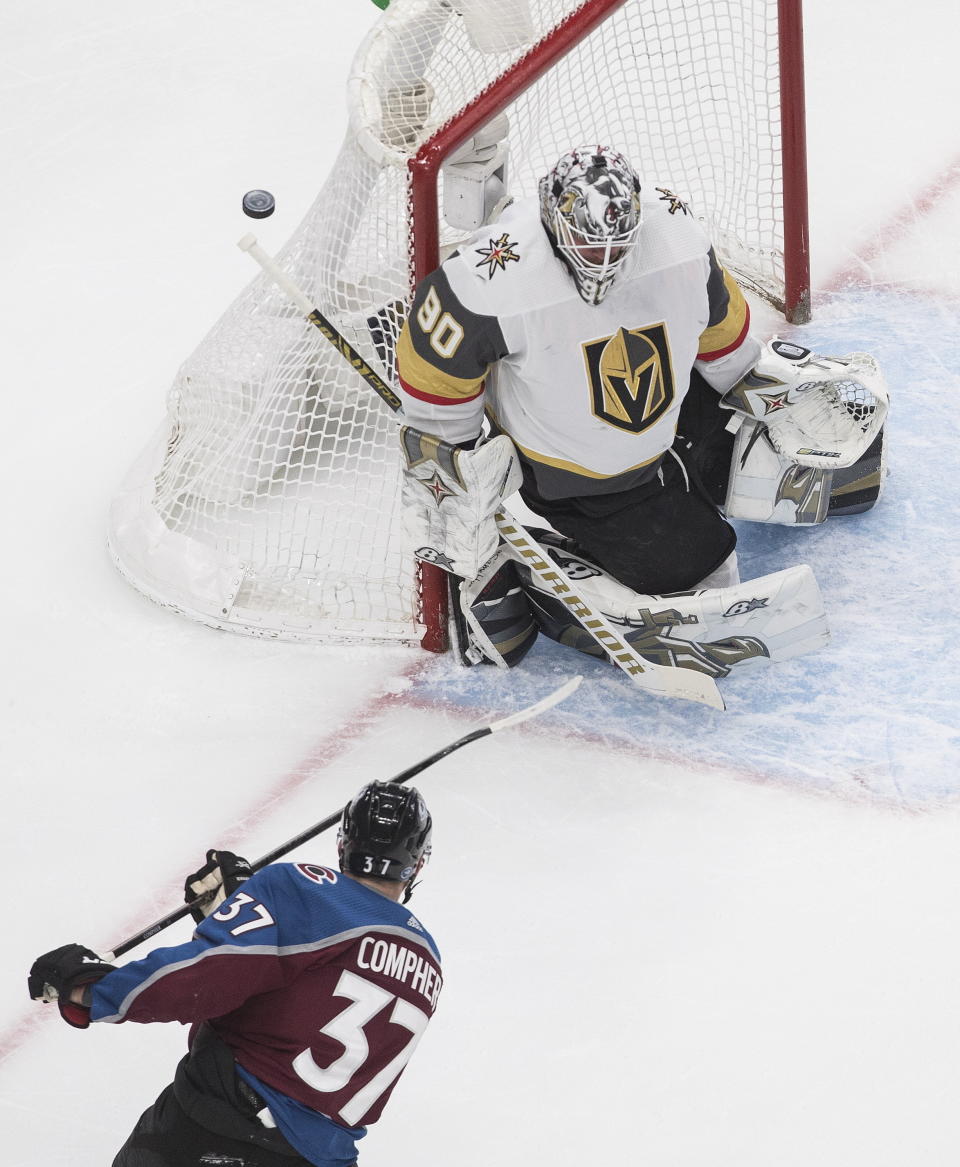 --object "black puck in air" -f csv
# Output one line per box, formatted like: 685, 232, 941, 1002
242, 190, 276, 219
